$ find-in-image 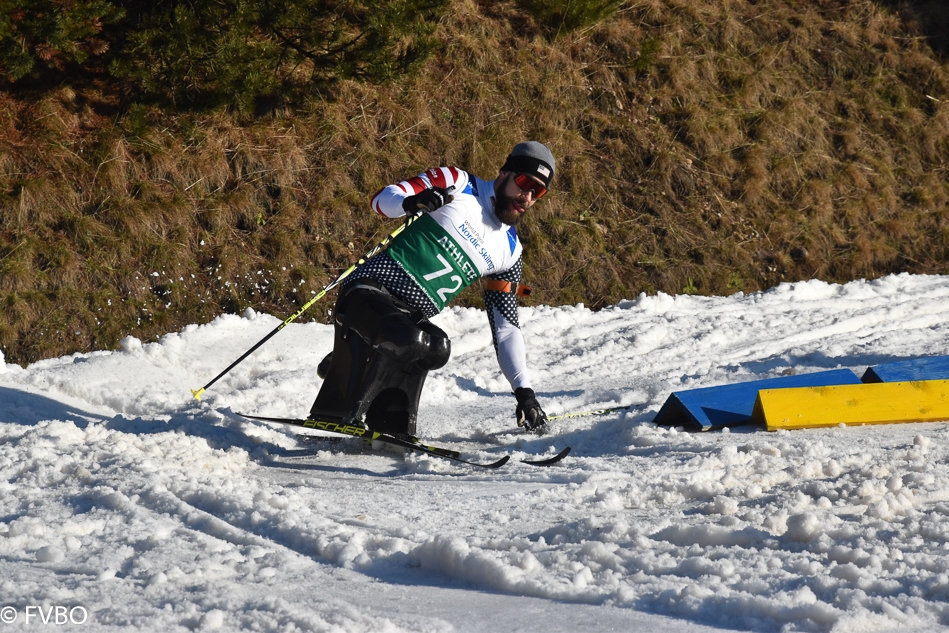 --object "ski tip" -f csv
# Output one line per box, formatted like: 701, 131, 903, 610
191, 388, 205, 401
487, 455, 511, 468
521, 446, 571, 466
